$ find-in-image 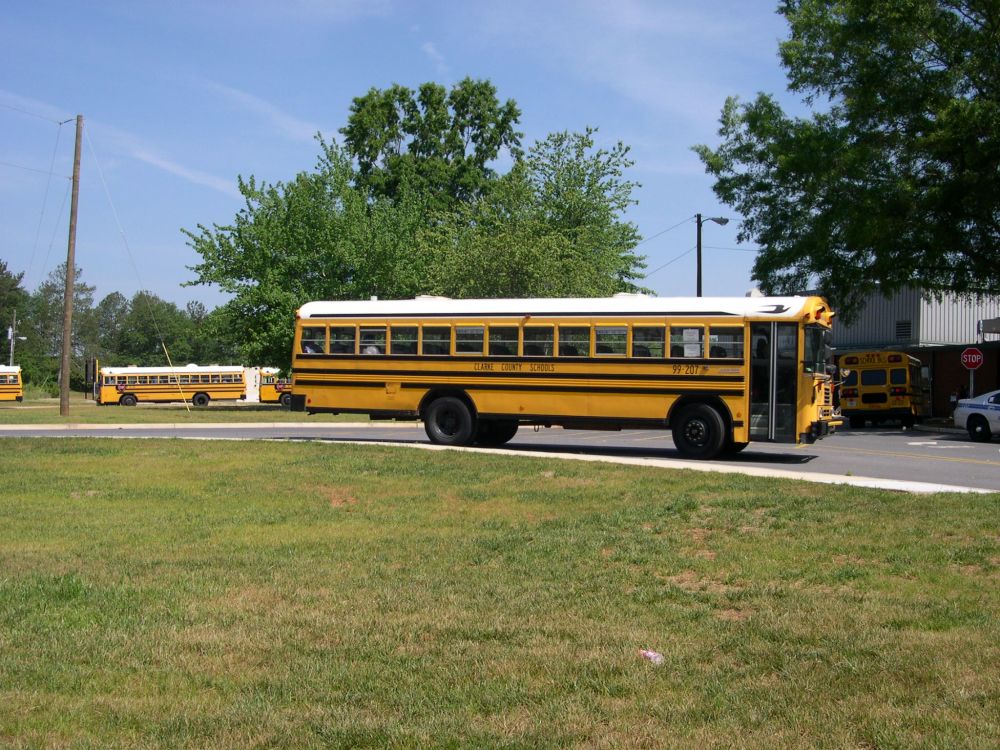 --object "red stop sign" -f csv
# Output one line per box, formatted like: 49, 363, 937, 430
961, 347, 984, 370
